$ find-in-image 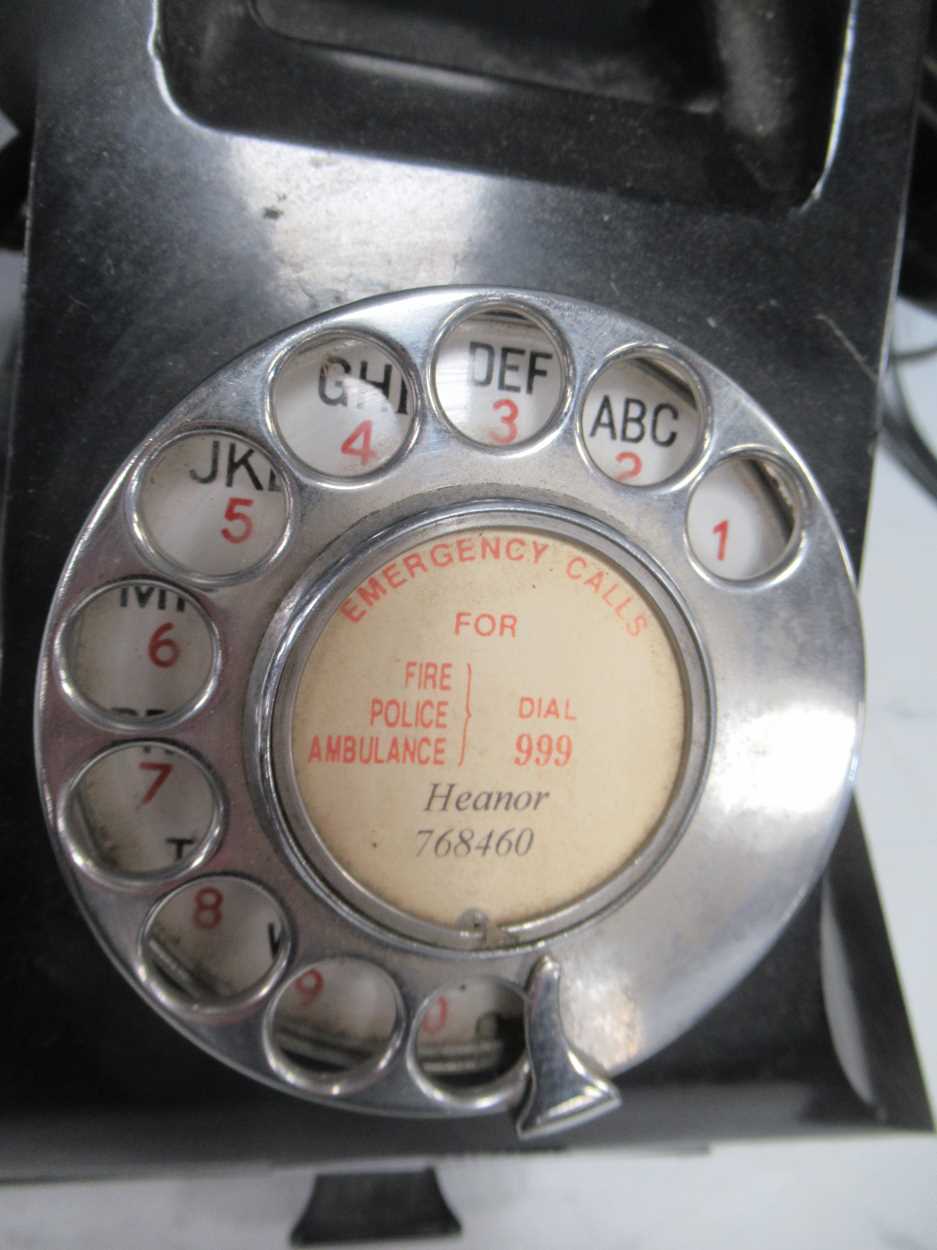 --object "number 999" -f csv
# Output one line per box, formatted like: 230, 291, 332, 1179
514, 733, 572, 767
